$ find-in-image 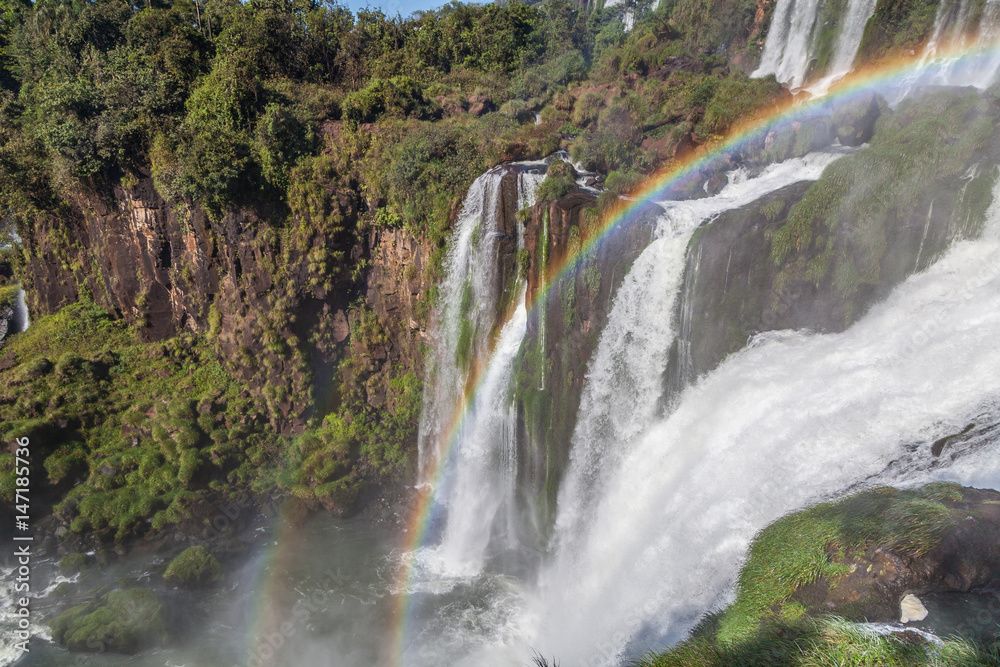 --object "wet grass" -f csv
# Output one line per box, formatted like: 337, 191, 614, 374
634, 616, 1000, 666
717, 483, 964, 642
